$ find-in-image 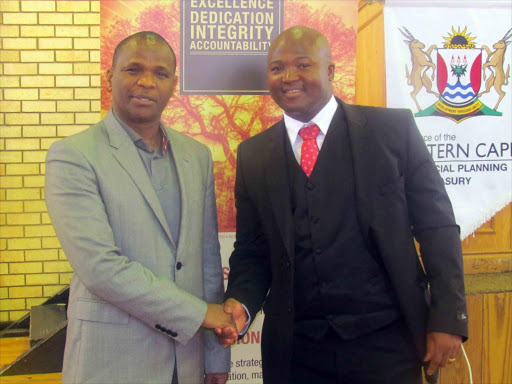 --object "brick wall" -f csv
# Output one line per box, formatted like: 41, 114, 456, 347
0, 0, 101, 322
